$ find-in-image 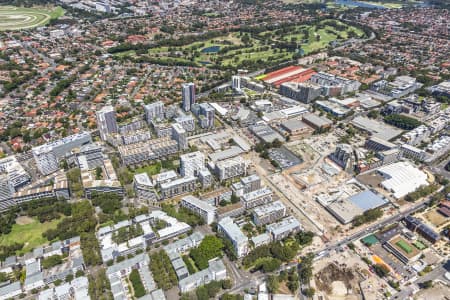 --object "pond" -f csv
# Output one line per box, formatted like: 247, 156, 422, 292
201, 45, 221, 53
